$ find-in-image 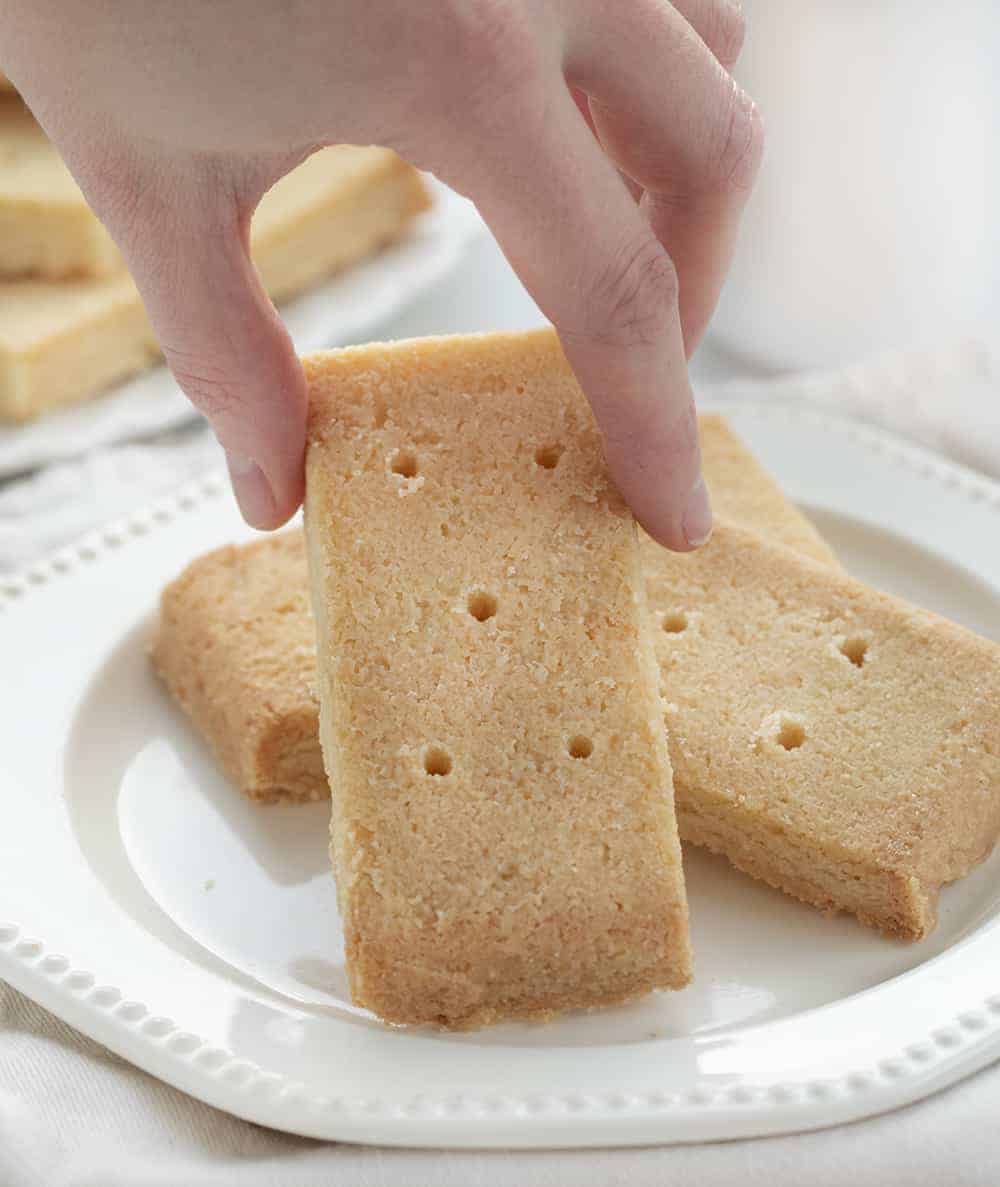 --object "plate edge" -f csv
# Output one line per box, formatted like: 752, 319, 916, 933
3, 918, 1000, 1145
